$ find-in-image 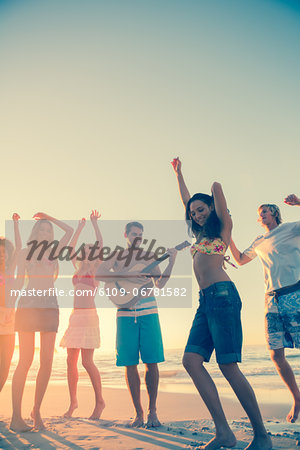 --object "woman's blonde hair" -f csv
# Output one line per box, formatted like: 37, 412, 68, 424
27, 219, 54, 244
26, 220, 58, 280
